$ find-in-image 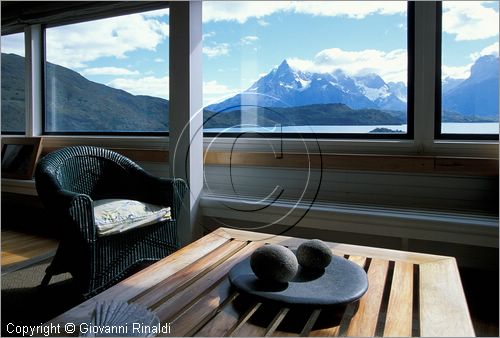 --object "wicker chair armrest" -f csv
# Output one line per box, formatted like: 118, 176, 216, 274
68, 193, 97, 243
51, 189, 97, 243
